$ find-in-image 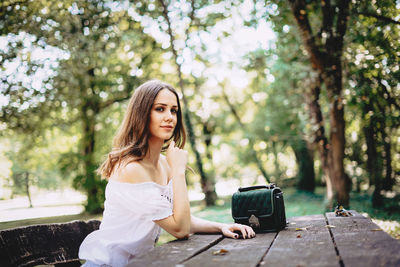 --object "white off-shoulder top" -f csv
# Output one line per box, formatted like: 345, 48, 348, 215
79, 179, 173, 267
